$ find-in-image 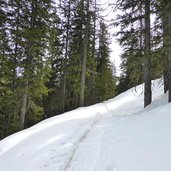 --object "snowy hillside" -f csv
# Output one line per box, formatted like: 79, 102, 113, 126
0, 78, 171, 171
